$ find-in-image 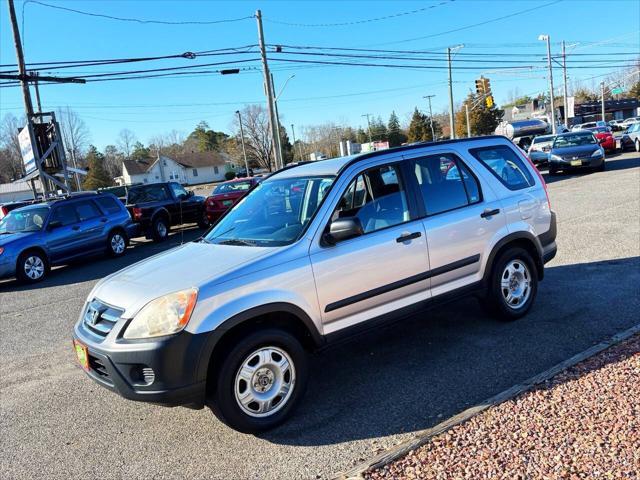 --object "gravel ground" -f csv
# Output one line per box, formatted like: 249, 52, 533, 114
367, 334, 640, 480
